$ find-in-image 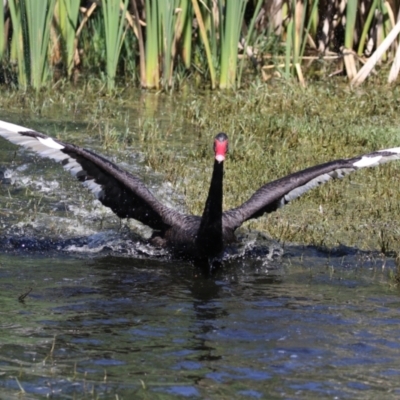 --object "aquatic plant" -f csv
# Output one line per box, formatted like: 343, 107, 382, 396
1, 80, 400, 253
102, 0, 129, 90
0, 1, 5, 60
8, 0, 56, 90
55, 0, 81, 78
143, 0, 183, 89
218, 0, 247, 89
0, 0, 400, 90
